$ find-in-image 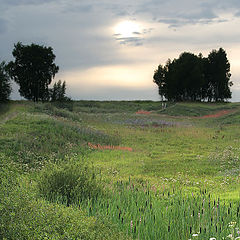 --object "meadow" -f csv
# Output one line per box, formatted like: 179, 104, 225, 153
0, 101, 239, 239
